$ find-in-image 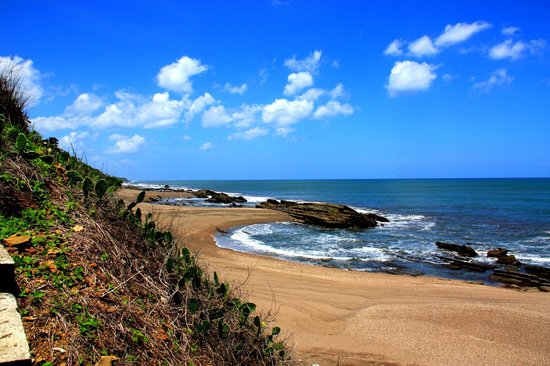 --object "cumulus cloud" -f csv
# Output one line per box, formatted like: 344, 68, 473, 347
313, 100, 354, 119
64, 93, 103, 116
262, 98, 314, 126
284, 50, 322, 73
0, 55, 43, 105
107, 134, 145, 153
230, 104, 262, 128
386, 61, 437, 97
408, 36, 439, 57
329, 83, 347, 99
184, 92, 215, 123
284, 72, 314, 96
435, 21, 491, 47
228, 127, 269, 140
300, 88, 325, 101
59, 131, 92, 151
473, 68, 513, 93
156, 56, 208, 93
222, 83, 248, 95
199, 142, 214, 151
502, 26, 520, 36
488, 39, 546, 60
201, 105, 232, 127
384, 39, 404, 56
33, 90, 187, 131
